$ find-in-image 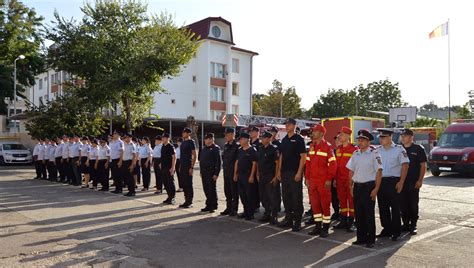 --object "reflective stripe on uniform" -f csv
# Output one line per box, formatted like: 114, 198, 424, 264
316, 151, 328, 157
328, 156, 336, 162
309, 151, 315, 155
322, 215, 331, 224
349, 209, 355, 212
313, 213, 322, 221
343, 153, 353, 157
306, 157, 310, 161
340, 208, 349, 213
336, 153, 342, 157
